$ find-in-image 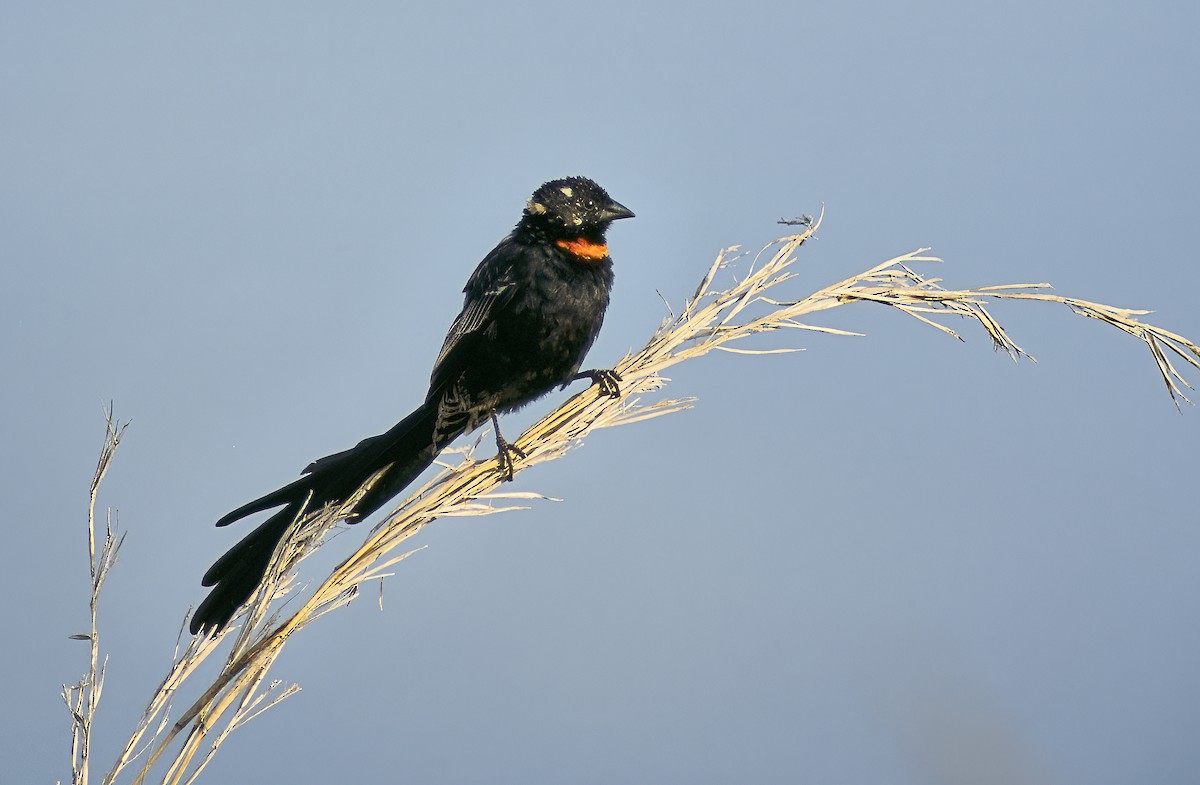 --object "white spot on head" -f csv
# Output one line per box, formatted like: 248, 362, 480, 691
527, 200, 547, 215
559, 186, 574, 198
